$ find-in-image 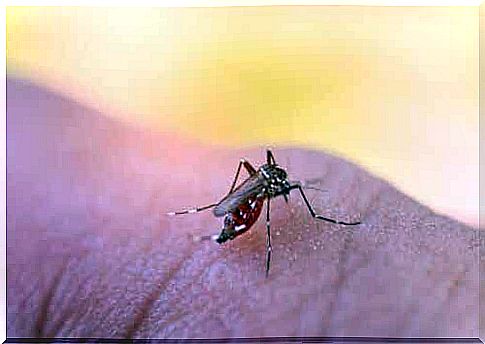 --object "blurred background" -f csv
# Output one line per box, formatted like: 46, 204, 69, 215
6, 5, 478, 226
